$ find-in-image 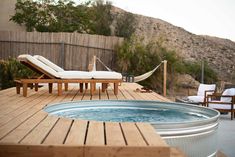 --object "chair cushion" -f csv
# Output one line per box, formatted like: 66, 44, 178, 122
18, 54, 60, 78
209, 102, 235, 110
187, 96, 205, 103
221, 88, 235, 102
91, 71, 122, 79
58, 71, 92, 79
197, 84, 216, 96
34, 55, 64, 72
